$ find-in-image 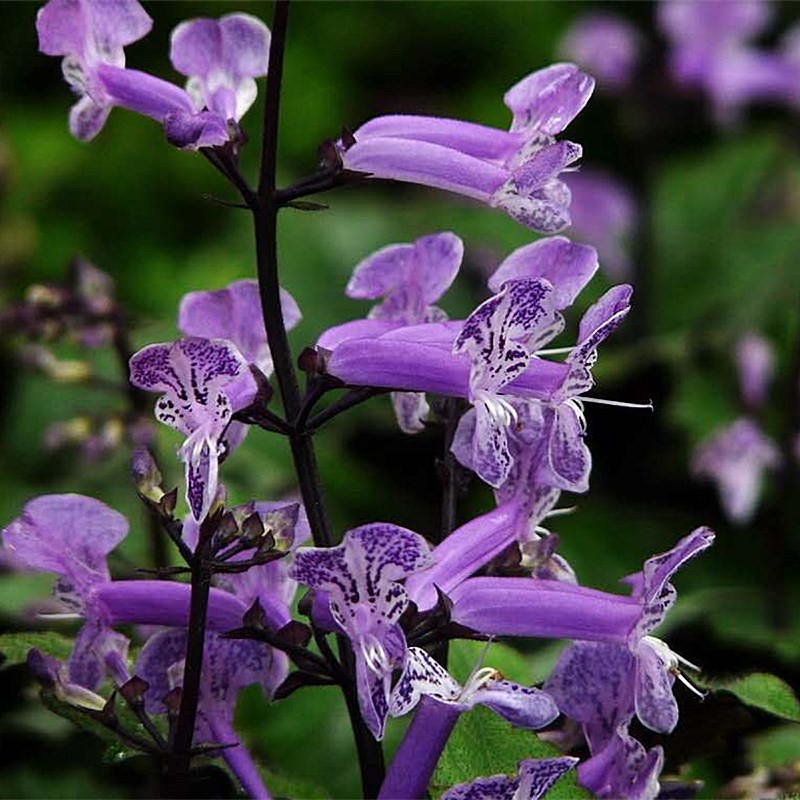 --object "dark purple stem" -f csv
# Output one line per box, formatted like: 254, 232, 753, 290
378, 698, 460, 799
